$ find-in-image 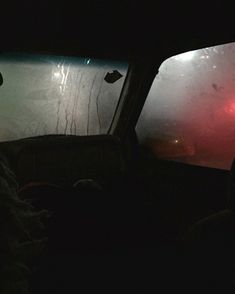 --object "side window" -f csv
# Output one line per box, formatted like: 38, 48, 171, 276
136, 42, 235, 170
